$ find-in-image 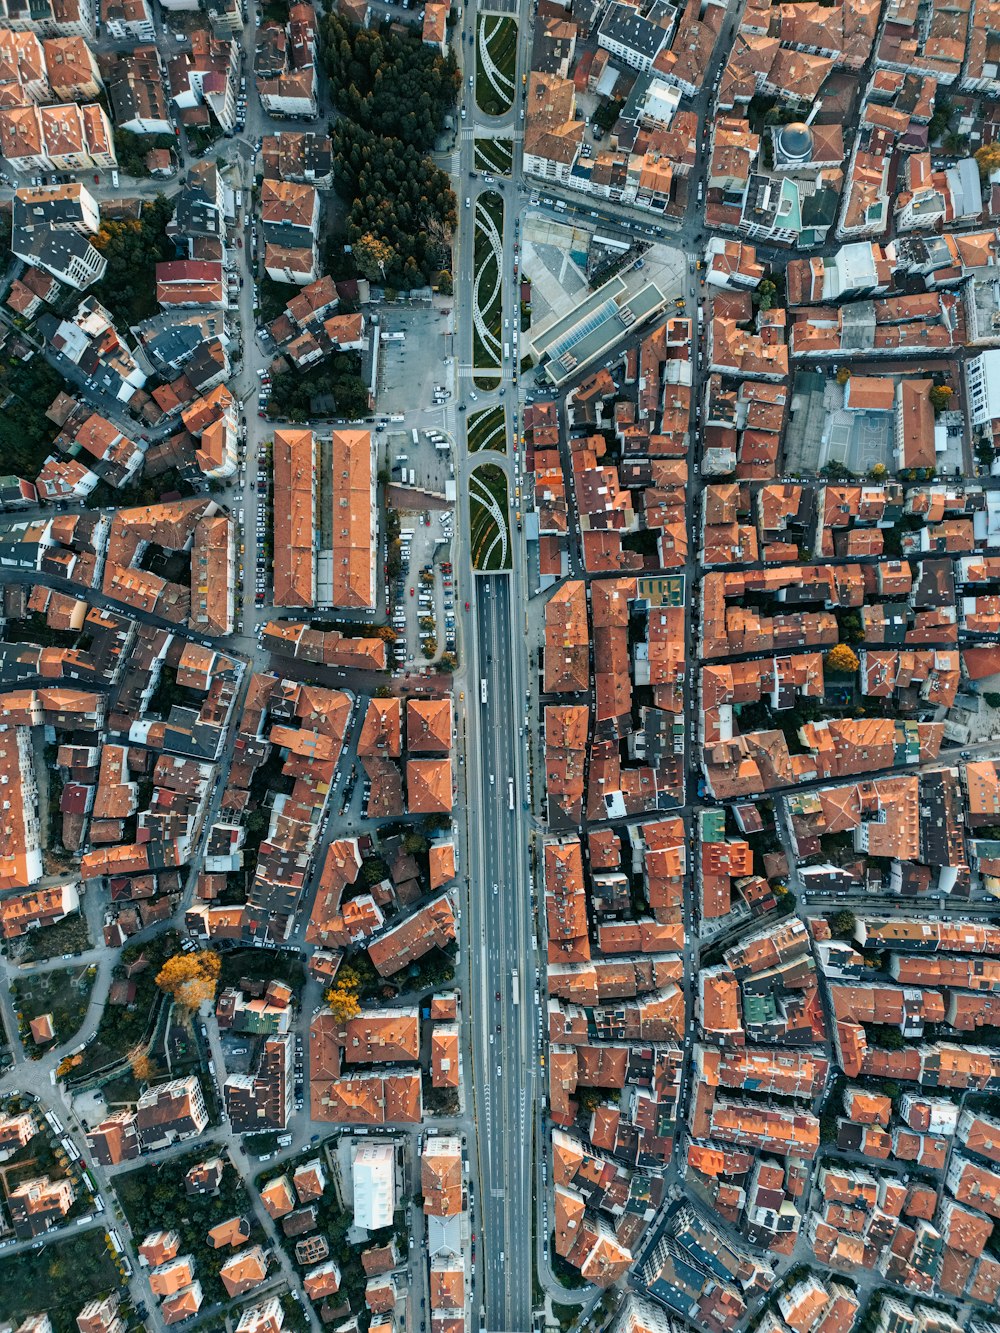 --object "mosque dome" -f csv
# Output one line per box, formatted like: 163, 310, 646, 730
777, 122, 815, 162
